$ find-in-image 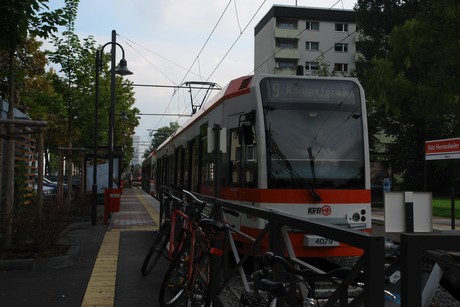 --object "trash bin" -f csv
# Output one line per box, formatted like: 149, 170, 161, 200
103, 188, 121, 224
109, 188, 121, 212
